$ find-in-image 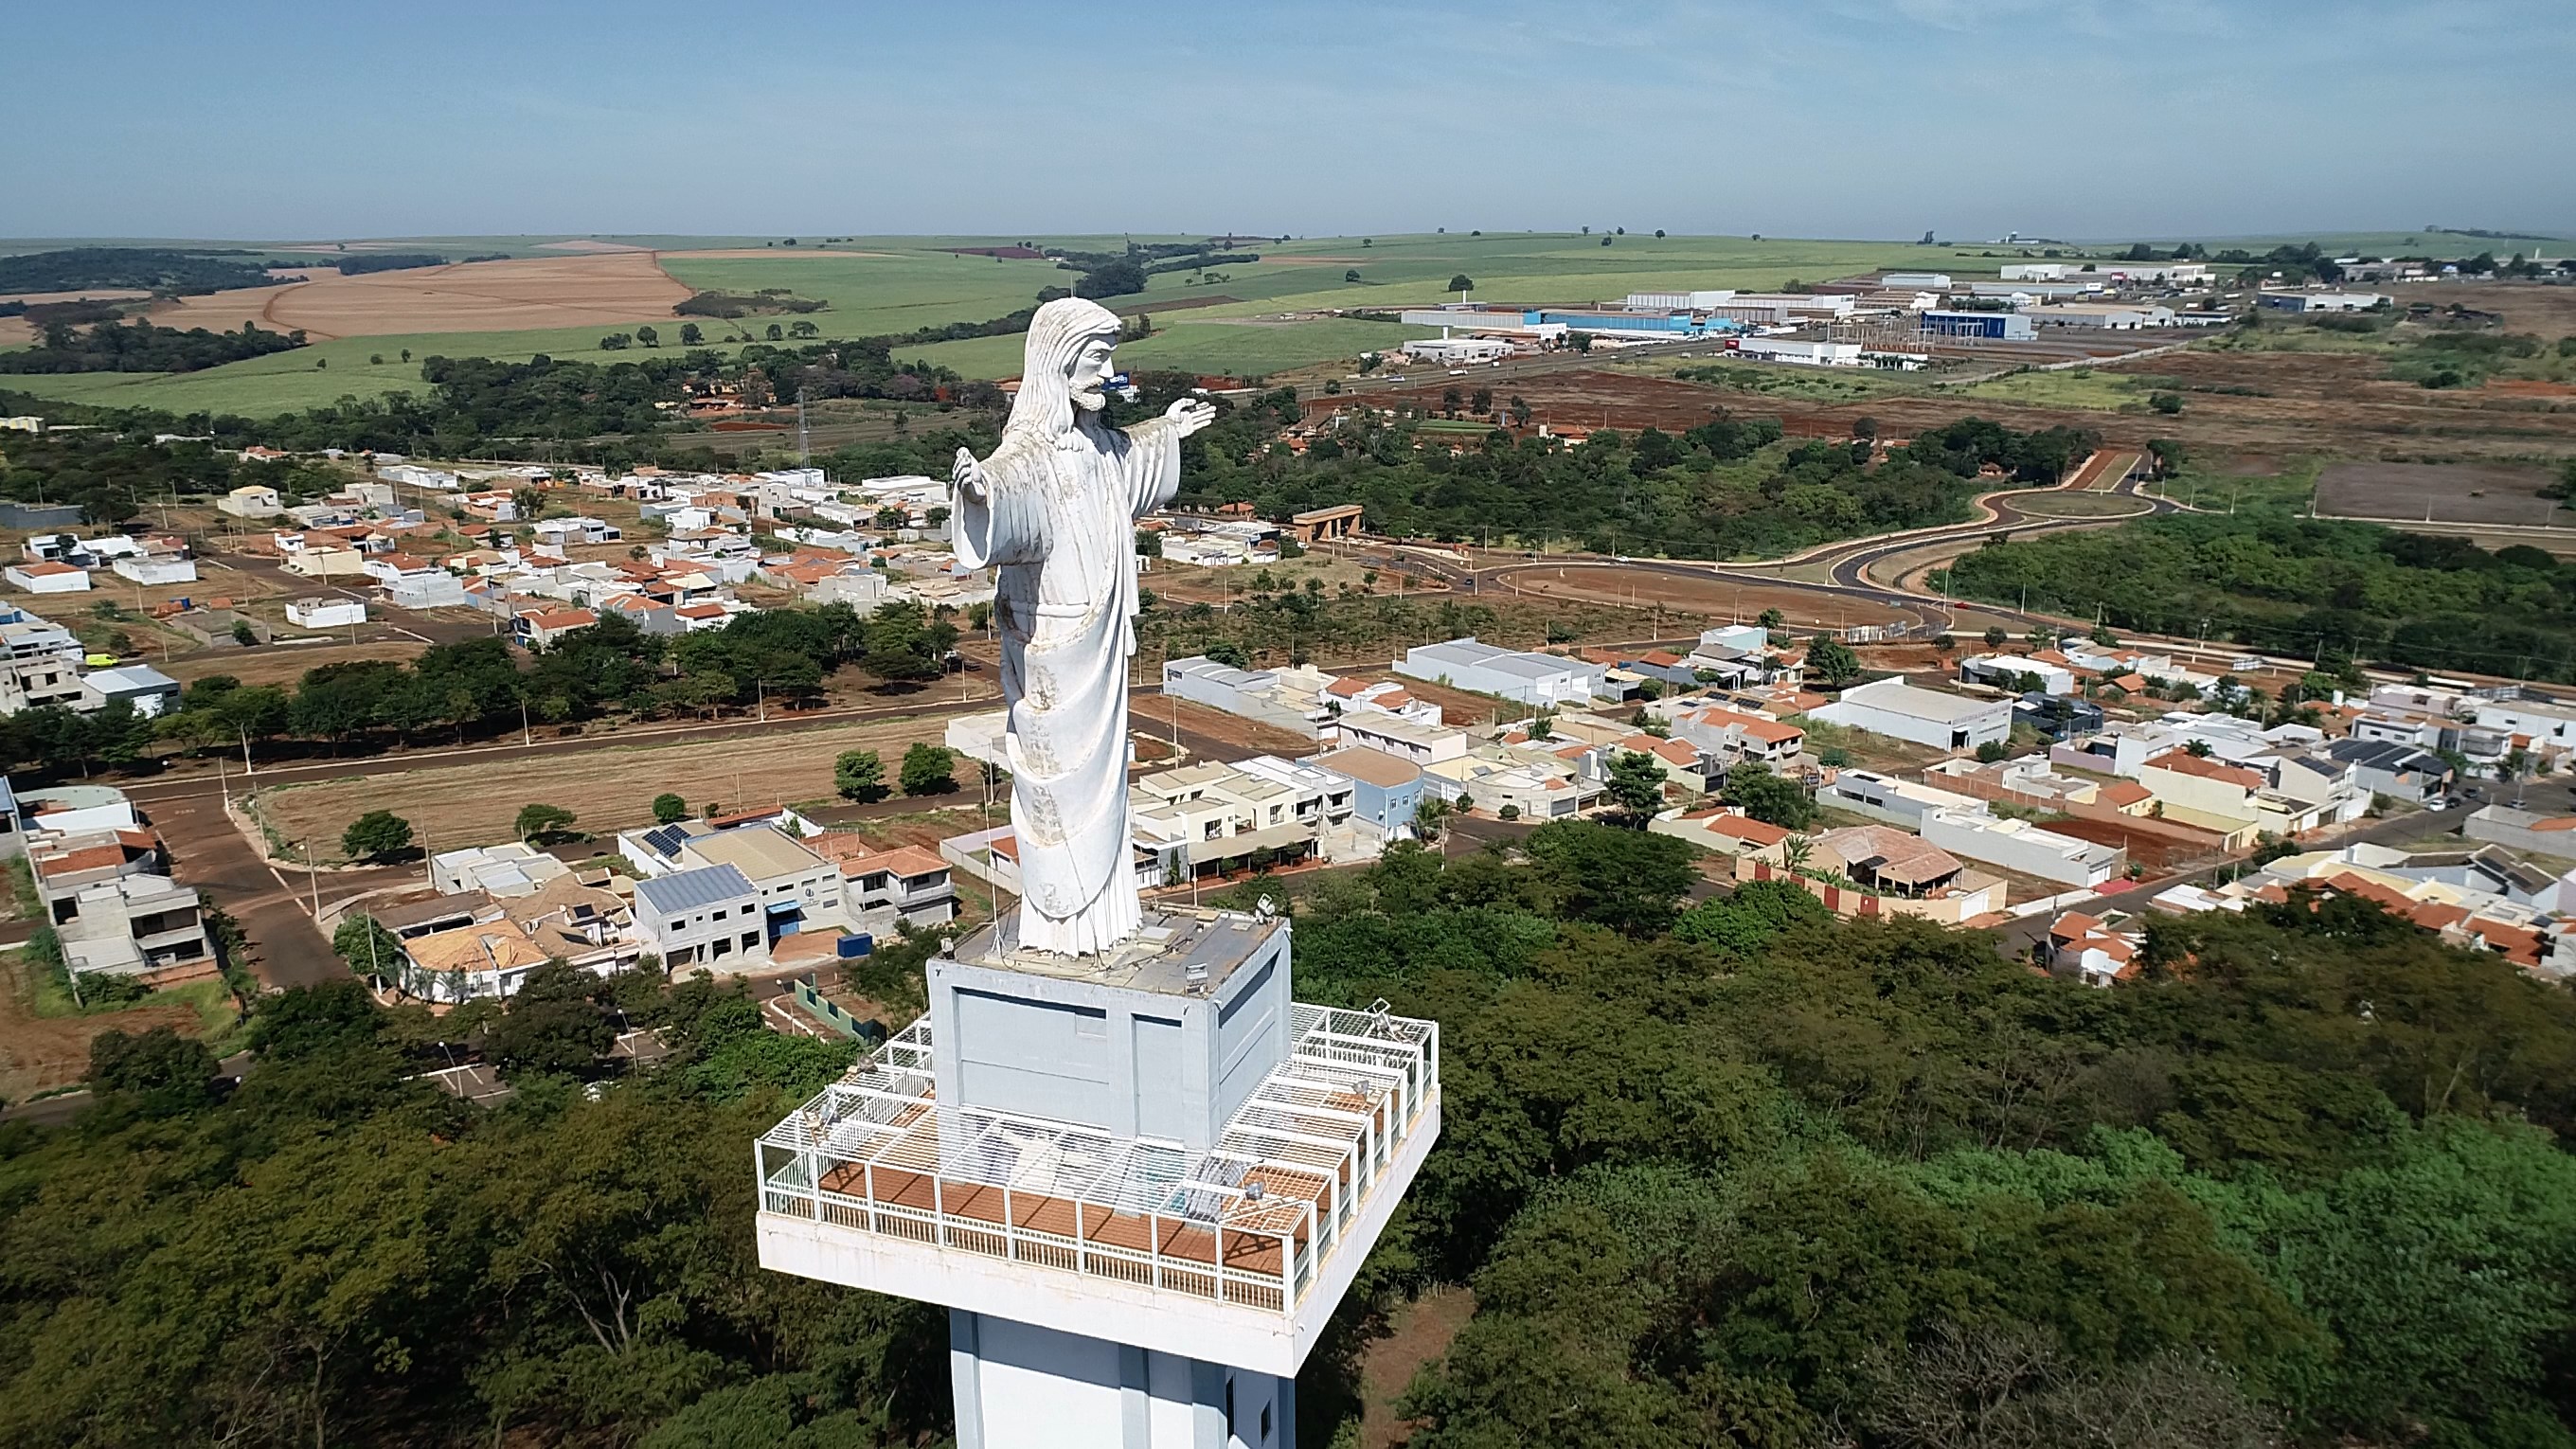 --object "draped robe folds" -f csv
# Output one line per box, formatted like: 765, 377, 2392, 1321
952, 413, 1184, 955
